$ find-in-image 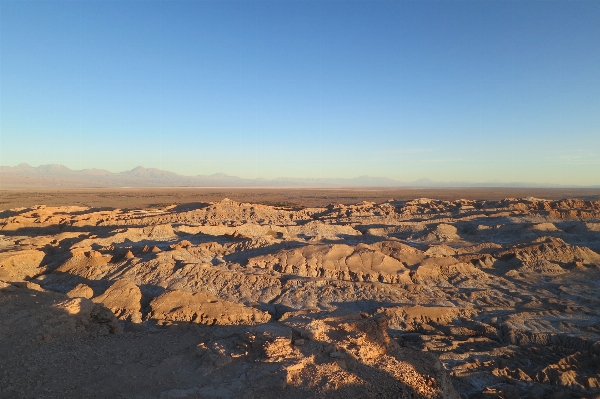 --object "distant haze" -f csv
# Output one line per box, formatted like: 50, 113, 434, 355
1, 163, 597, 189
1, 1, 599, 185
